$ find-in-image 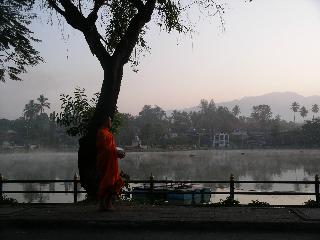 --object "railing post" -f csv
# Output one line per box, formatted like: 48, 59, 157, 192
149, 173, 154, 204
73, 173, 79, 204
192, 192, 195, 205
0, 173, 3, 201
201, 190, 205, 204
229, 174, 235, 201
315, 174, 319, 204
